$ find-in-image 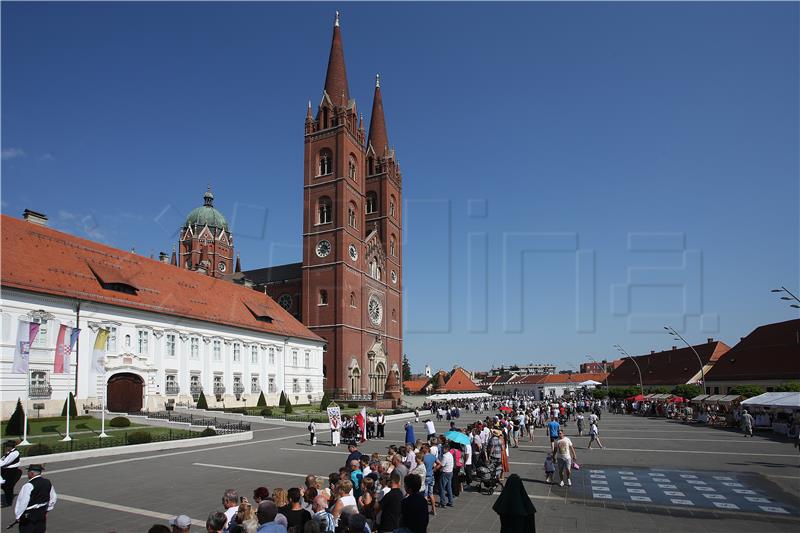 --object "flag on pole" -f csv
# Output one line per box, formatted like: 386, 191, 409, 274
92, 329, 110, 373
12, 320, 41, 374
54, 325, 80, 374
